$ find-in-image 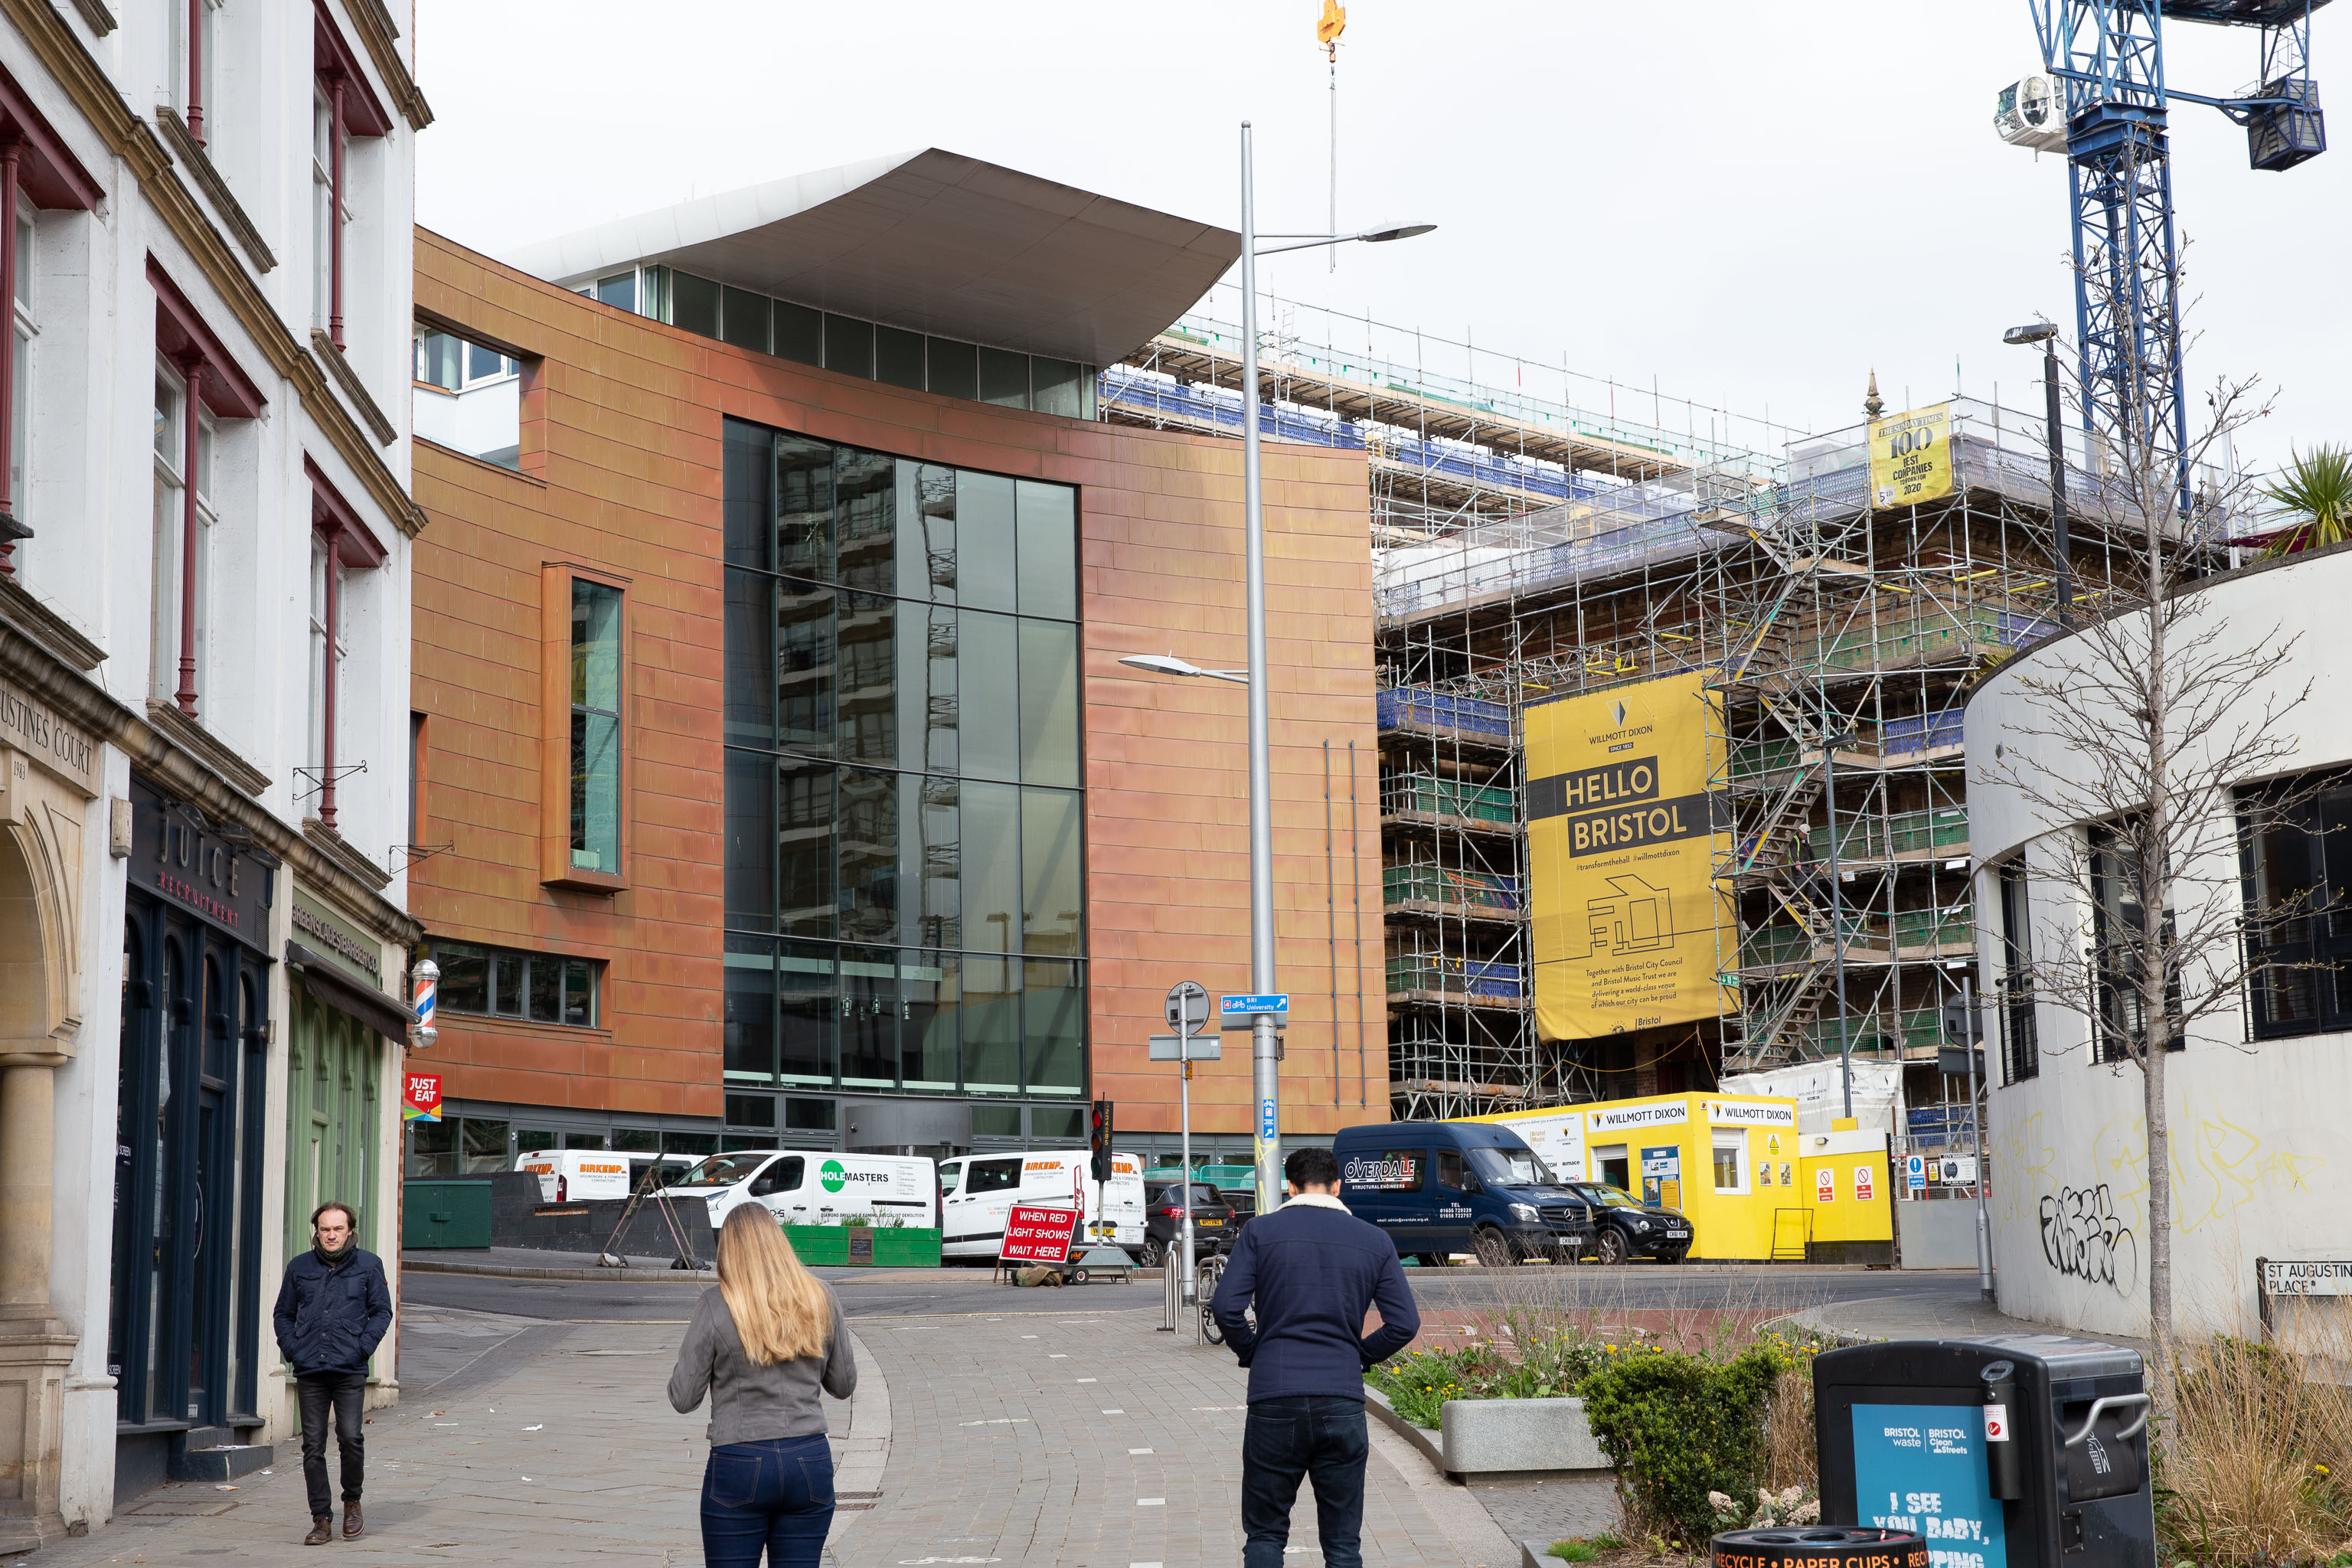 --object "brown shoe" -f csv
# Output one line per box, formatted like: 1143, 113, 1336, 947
343, 1501, 364, 1539
305, 1516, 333, 1545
